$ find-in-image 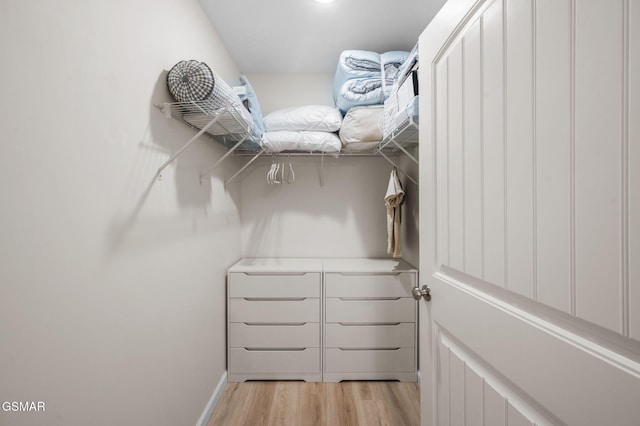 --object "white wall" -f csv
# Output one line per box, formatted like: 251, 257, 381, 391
0, 1, 242, 425
240, 156, 395, 258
